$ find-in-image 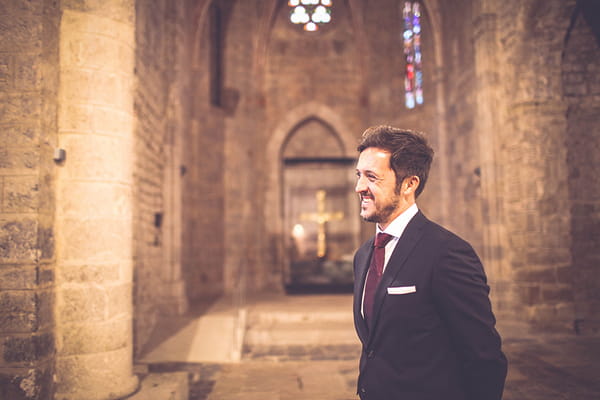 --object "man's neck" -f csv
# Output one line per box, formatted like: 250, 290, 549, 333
378, 203, 418, 232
